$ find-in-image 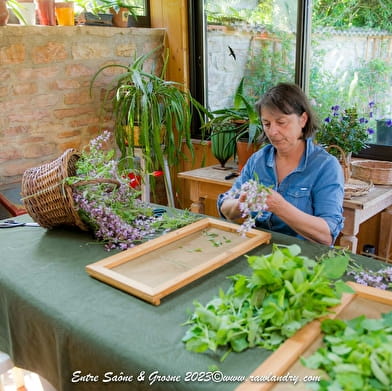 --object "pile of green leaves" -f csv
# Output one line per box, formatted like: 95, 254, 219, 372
302, 313, 392, 390
182, 245, 352, 359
